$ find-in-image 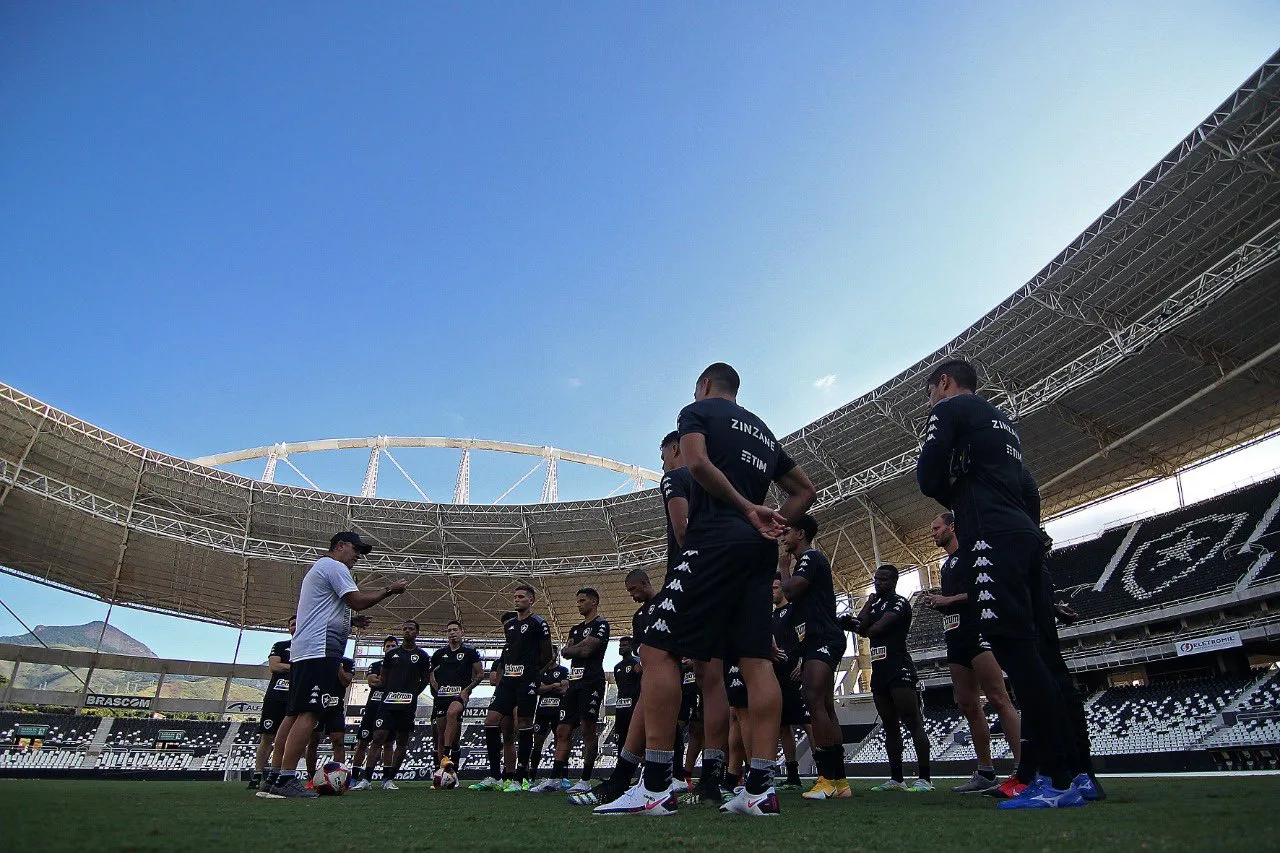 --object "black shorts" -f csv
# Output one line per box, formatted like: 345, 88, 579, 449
559, 682, 605, 728
432, 688, 466, 720
779, 677, 810, 725
285, 657, 345, 717
315, 705, 346, 736
944, 618, 992, 669
961, 532, 1046, 640
258, 700, 288, 735
644, 540, 777, 662
802, 633, 846, 669
724, 662, 749, 709
613, 702, 636, 741
678, 689, 700, 724
491, 677, 538, 718
357, 706, 380, 743
376, 701, 418, 734
535, 710, 560, 733
870, 655, 918, 693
